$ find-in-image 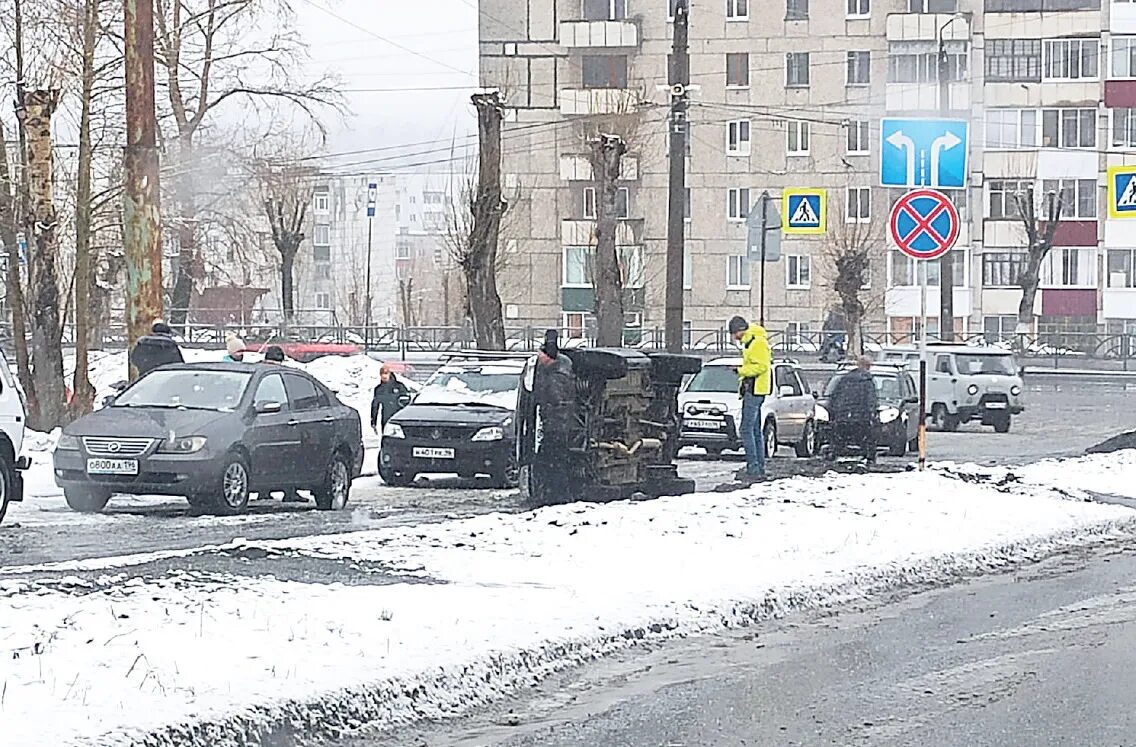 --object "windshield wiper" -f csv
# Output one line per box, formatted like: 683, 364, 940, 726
114, 402, 225, 411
